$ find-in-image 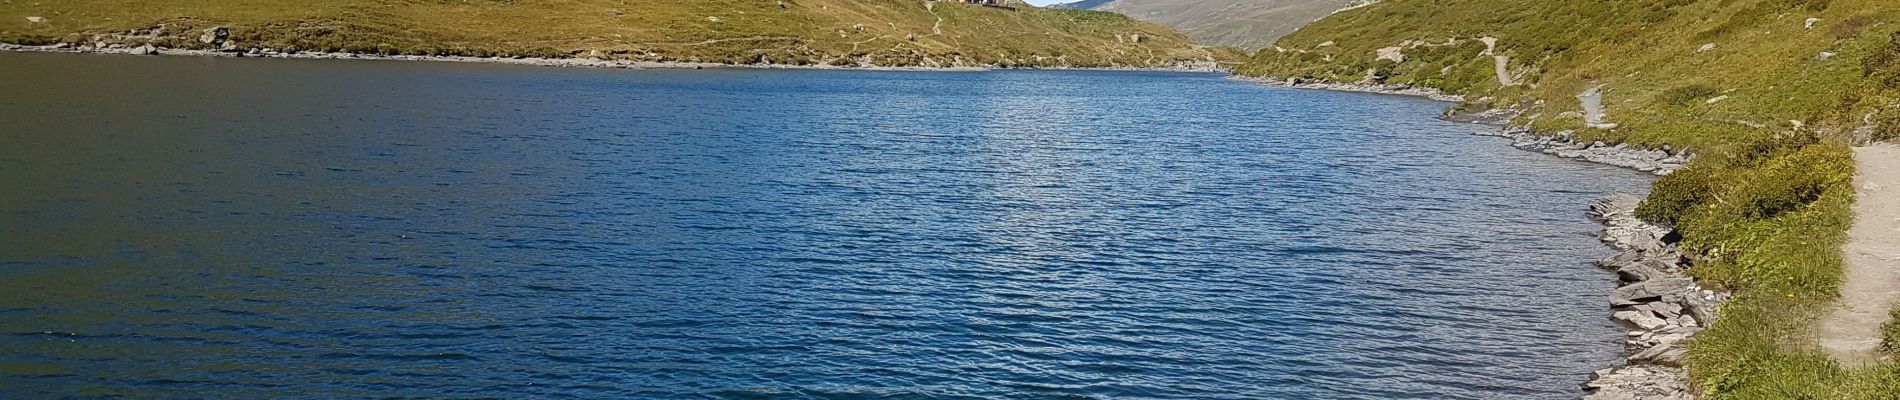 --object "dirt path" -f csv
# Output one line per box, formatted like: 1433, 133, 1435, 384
1493, 55, 1514, 86
1818, 143, 1900, 368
